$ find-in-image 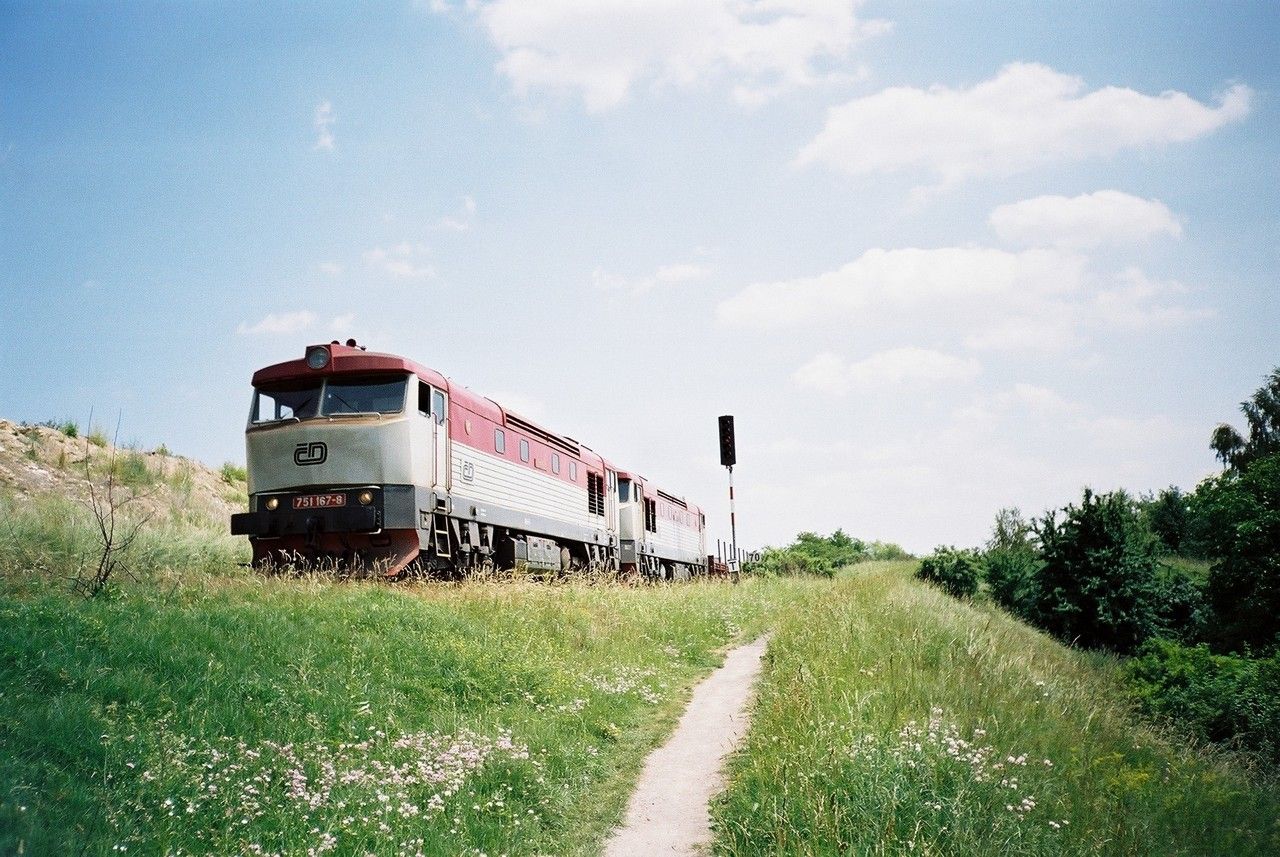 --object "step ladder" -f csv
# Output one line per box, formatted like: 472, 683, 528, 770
432, 513, 452, 559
